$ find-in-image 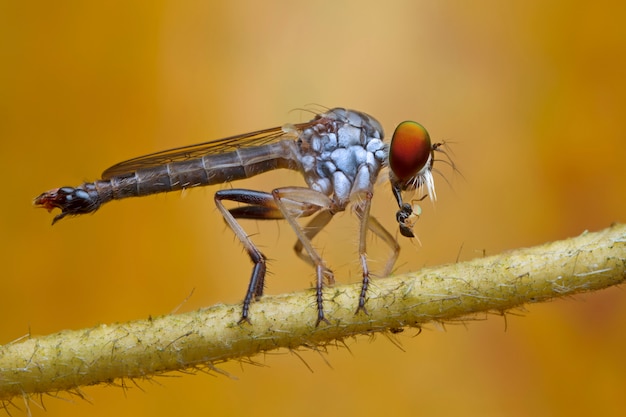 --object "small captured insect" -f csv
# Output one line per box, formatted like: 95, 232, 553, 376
34, 108, 447, 326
